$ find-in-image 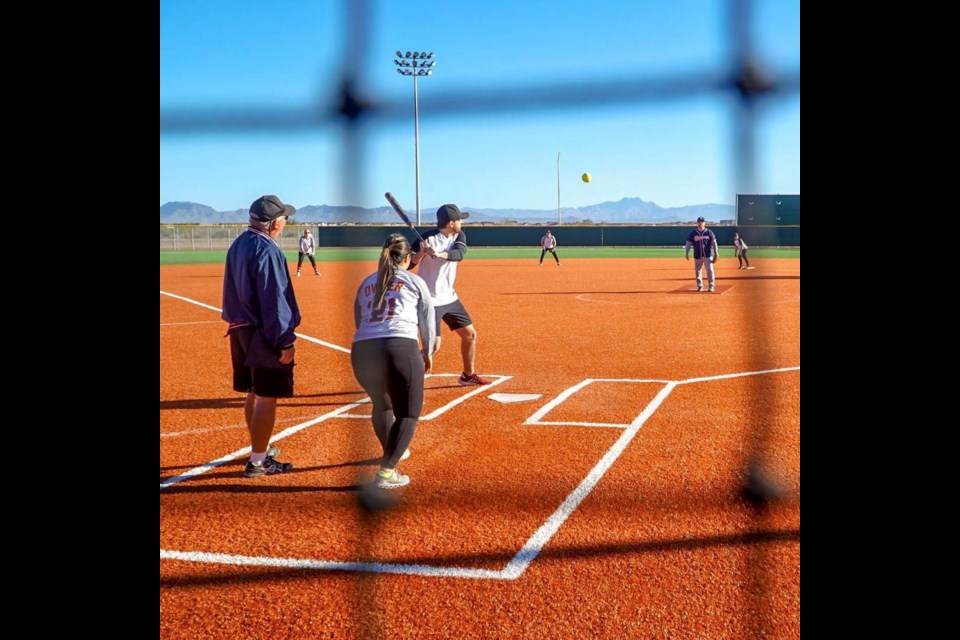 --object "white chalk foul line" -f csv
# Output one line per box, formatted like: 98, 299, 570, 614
159, 289, 350, 354
159, 550, 505, 580
162, 366, 799, 577
526, 421, 631, 429
160, 412, 332, 439
677, 365, 800, 386
161, 423, 245, 438
160, 290, 221, 313
502, 382, 678, 580
337, 375, 512, 420
295, 332, 351, 354
159, 401, 365, 490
